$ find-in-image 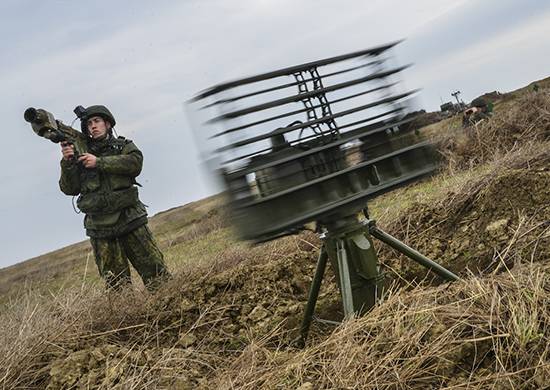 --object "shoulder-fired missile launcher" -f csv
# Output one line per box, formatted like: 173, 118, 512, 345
24, 107, 89, 159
